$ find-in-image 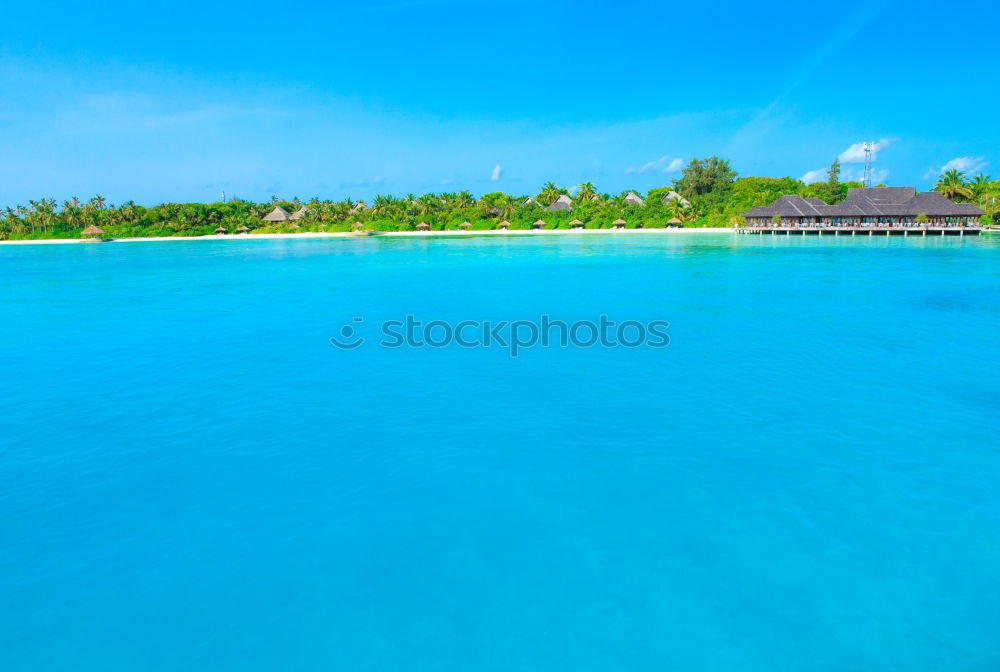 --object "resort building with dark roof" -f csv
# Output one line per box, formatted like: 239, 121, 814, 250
743, 187, 983, 230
